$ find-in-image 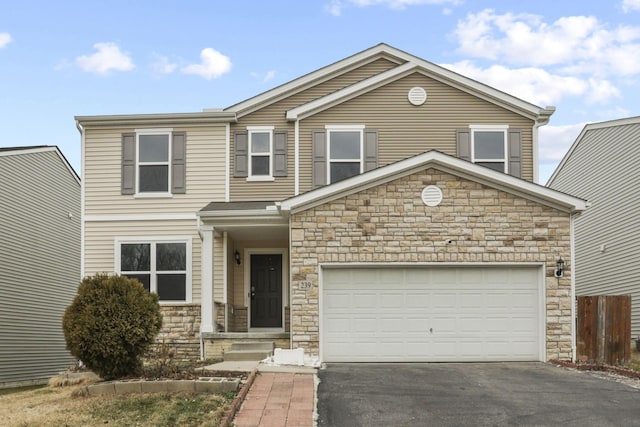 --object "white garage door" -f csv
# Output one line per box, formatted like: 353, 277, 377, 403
322, 266, 542, 362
